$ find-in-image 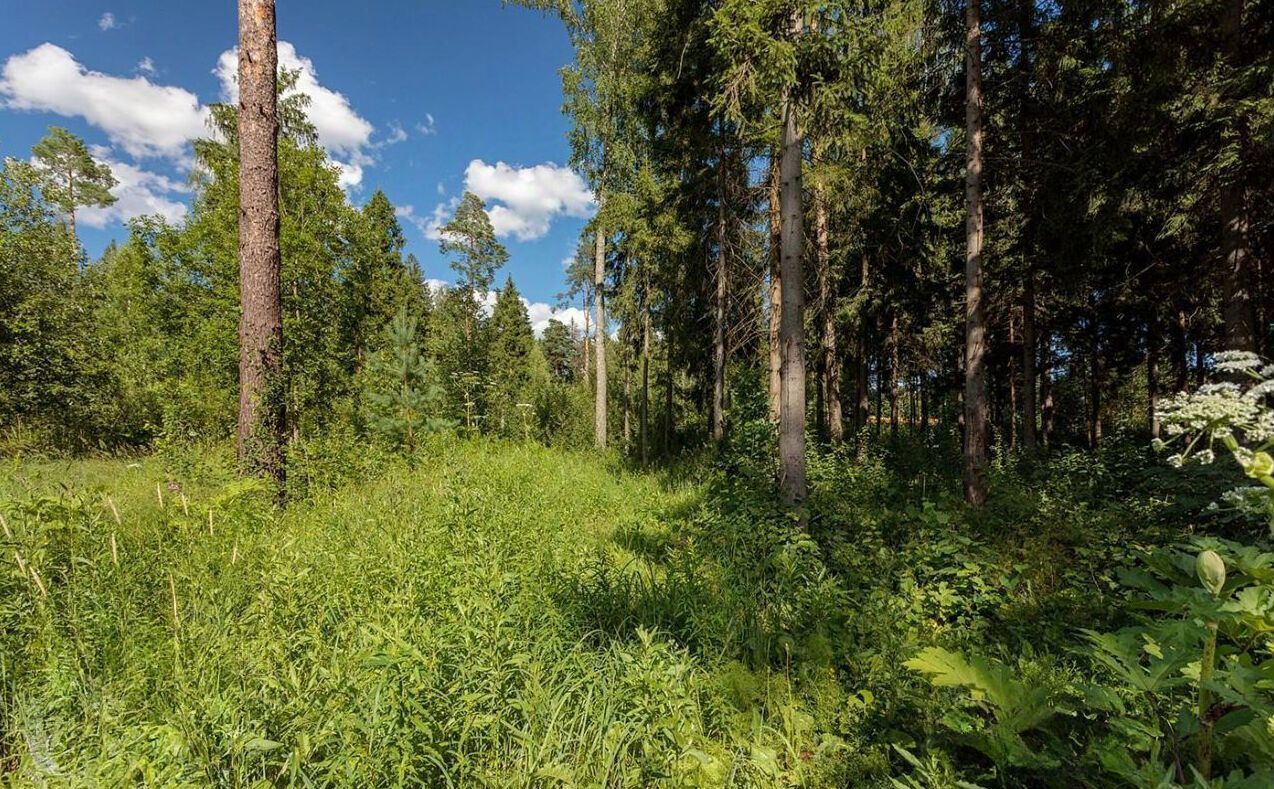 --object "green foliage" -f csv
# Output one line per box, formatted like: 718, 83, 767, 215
0, 443, 832, 785
30, 126, 116, 229
359, 307, 451, 451
439, 191, 508, 295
